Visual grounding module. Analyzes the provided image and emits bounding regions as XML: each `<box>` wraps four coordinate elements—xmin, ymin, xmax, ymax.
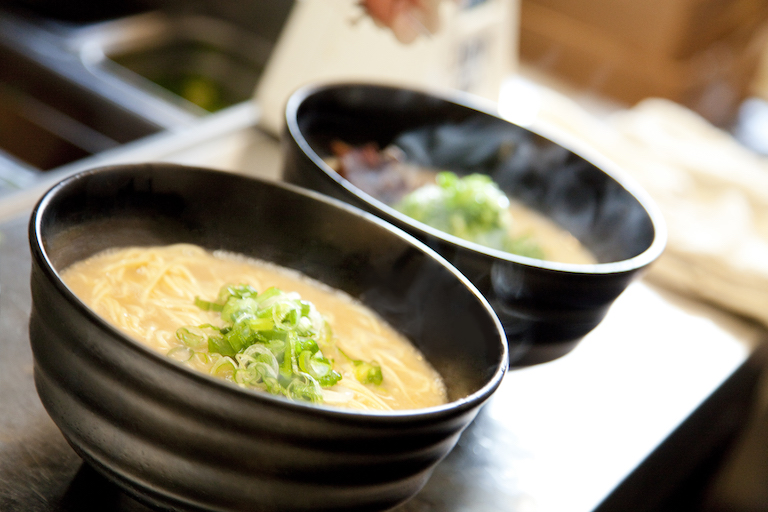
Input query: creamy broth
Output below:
<box><xmin>62</xmin><ymin>244</ymin><xmax>448</xmax><ymax>411</ymax></box>
<box><xmin>506</xmin><ymin>200</ymin><xmax>595</xmax><ymax>265</ymax></box>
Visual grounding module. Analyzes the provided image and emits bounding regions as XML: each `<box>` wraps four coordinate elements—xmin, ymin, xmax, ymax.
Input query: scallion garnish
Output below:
<box><xmin>338</xmin><ymin>348</ymin><xmax>383</xmax><ymax>386</ymax></box>
<box><xmin>173</xmin><ymin>284</ymin><xmax>343</xmax><ymax>403</ymax></box>
<box><xmin>396</xmin><ymin>171</ymin><xmax>545</xmax><ymax>259</ymax></box>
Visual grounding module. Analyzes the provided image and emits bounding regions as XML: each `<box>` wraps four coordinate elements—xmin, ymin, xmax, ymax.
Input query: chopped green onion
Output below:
<box><xmin>353</xmin><ymin>361</ymin><xmax>383</xmax><ymax>386</ymax></box>
<box><xmin>338</xmin><ymin>348</ymin><xmax>383</xmax><ymax>386</ymax></box>
<box><xmin>194</xmin><ymin>297</ymin><xmax>223</xmax><ymax>312</ymax></box>
<box><xmin>211</xmin><ymin>356</ymin><xmax>236</xmax><ymax>378</ymax></box>
<box><xmin>207</xmin><ymin>333</ymin><xmax>236</xmax><ymax>357</ymax></box>
<box><xmin>175</xmin><ymin>284</ymin><xmax>345</xmax><ymax>403</ymax></box>
<box><xmin>193</xmin><ymin>352</ymin><xmax>211</xmax><ymax>365</ymax></box>
<box><xmin>396</xmin><ymin>171</ymin><xmax>545</xmax><ymax>258</ymax></box>
<box><xmin>167</xmin><ymin>346</ymin><xmax>193</xmax><ymax>362</ymax></box>
<box><xmin>176</xmin><ymin>326</ymin><xmax>208</xmax><ymax>349</ymax></box>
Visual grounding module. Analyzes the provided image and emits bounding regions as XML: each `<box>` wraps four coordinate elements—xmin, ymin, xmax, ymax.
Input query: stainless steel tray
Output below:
<box><xmin>74</xmin><ymin>12</ymin><xmax>273</xmax><ymax>115</ymax></box>
<box><xmin>0</xmin><ymin>6</ymin><xmax>280</xmax><ymax>194</ymax></box>
<box><xmin>1</xmin><ymin>205</ymin><xmax>766</xmax><ymax>511</ymax></box>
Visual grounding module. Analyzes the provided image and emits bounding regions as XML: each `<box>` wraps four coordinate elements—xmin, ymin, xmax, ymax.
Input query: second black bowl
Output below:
<box><xmin>282</xmin><ymin>83</ymin><xmax>667</xmax><ymax>366</ymax></box>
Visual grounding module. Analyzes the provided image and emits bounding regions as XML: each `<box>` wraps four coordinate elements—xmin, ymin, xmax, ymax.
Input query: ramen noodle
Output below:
<box><xmin>61</xmin><ymin>244</ymin><xmax>448</xmax><ymax>411</ymax></box>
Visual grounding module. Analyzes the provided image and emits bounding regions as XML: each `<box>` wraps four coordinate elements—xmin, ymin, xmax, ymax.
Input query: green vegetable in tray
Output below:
<box><xmin>154</xmin><ymin>74</ymin><xmax>226</xmax><ymax>112</ymax></box>
<box><xmin>396</xmin><ymin>172</ymin><xmax>545</xmax><ymax>259</ymax></box>
<box><xmin>175</xmin><ymin>284</ymin><xmax>383</xmax><ymax>403</ymax></box>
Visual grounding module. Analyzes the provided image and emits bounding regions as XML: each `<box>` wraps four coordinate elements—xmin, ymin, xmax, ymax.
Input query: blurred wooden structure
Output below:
<box><xmin>519</xmin><ymin>0</ymin><xmax>768</xmax><ymax>126</ymax></box>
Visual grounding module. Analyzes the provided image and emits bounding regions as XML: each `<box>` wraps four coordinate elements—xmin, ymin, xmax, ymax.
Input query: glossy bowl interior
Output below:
<box><xmin>28</xmin><ymin>163</ymin><xmax>507</xmax><ymax>512</ymax></box>
<box><xmin>282</xmin><ymin>83</ymin><xmax>666</xmax><ymax>366</ymax></box>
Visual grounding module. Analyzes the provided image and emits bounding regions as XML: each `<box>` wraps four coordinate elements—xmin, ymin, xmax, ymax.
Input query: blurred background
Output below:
<box><xmin>520</xmin><ymin>4</ymin><xmax>768</xmax><ymax>507</ymax></box>
<box><xmin>518</xmin><ymin>0</ymin><xmax>768</xmax><ymax>146</ymax></box>
<box><xmin>1</xmin><ymin>0</ymin><xmax>768</xmax><ymax>511</ymax></box>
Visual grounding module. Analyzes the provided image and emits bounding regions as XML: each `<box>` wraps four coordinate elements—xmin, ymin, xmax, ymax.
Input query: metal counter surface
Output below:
<box><xmin>1</xmin><ymin>118</ymin><xmax>767</xmax><ymax>512</ymax></box>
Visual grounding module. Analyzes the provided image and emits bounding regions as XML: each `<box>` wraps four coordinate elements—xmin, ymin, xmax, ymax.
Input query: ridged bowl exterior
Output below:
<box><xmin>282</xmin><ymin>83</ymin><xmax>667</xmax><ymax>366</ymax></box>
<box><xmin>28</xmin><ymin>164</ymin><xmax>507</xmax><ymax>512</ymax></box>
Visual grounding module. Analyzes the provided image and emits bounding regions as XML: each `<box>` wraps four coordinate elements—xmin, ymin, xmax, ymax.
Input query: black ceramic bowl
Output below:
<box><xmin>28</xmin><ymin>163</ymin><xmax>507</xmax><ymax>512</ymax></box>
<box><xmin>282</xmin><ymin>83</ymin><xmax>666</xmax><ymax>366</ymax></box>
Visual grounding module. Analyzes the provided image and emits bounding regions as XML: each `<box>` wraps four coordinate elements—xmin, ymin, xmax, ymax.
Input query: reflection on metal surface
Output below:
<box><xmin>400</xmin><ymin>282</ymin><xmax>760</xmax><ymax>512</ymax></box>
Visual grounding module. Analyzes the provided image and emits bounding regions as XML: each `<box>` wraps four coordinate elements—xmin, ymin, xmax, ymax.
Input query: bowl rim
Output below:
<box><xmin>29</xmin><ymin>163</ymin><xmax>508</xmax><ymax>422</ymax></box>
<box><xmin>284</xmin><ymin>81</ymin><xmax>668</xmax><ymax>276</ymax></box>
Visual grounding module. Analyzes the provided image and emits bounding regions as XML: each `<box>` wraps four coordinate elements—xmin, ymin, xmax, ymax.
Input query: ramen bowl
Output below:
<box><xmin>282</xmin><ymin>82</ymin><xmax>666</xmax><ymax>366</ymax></box>
<box><xmin>28</xmin><ymin>163</ymin><xmax>507</xmax><ymax>512</ymax></box>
